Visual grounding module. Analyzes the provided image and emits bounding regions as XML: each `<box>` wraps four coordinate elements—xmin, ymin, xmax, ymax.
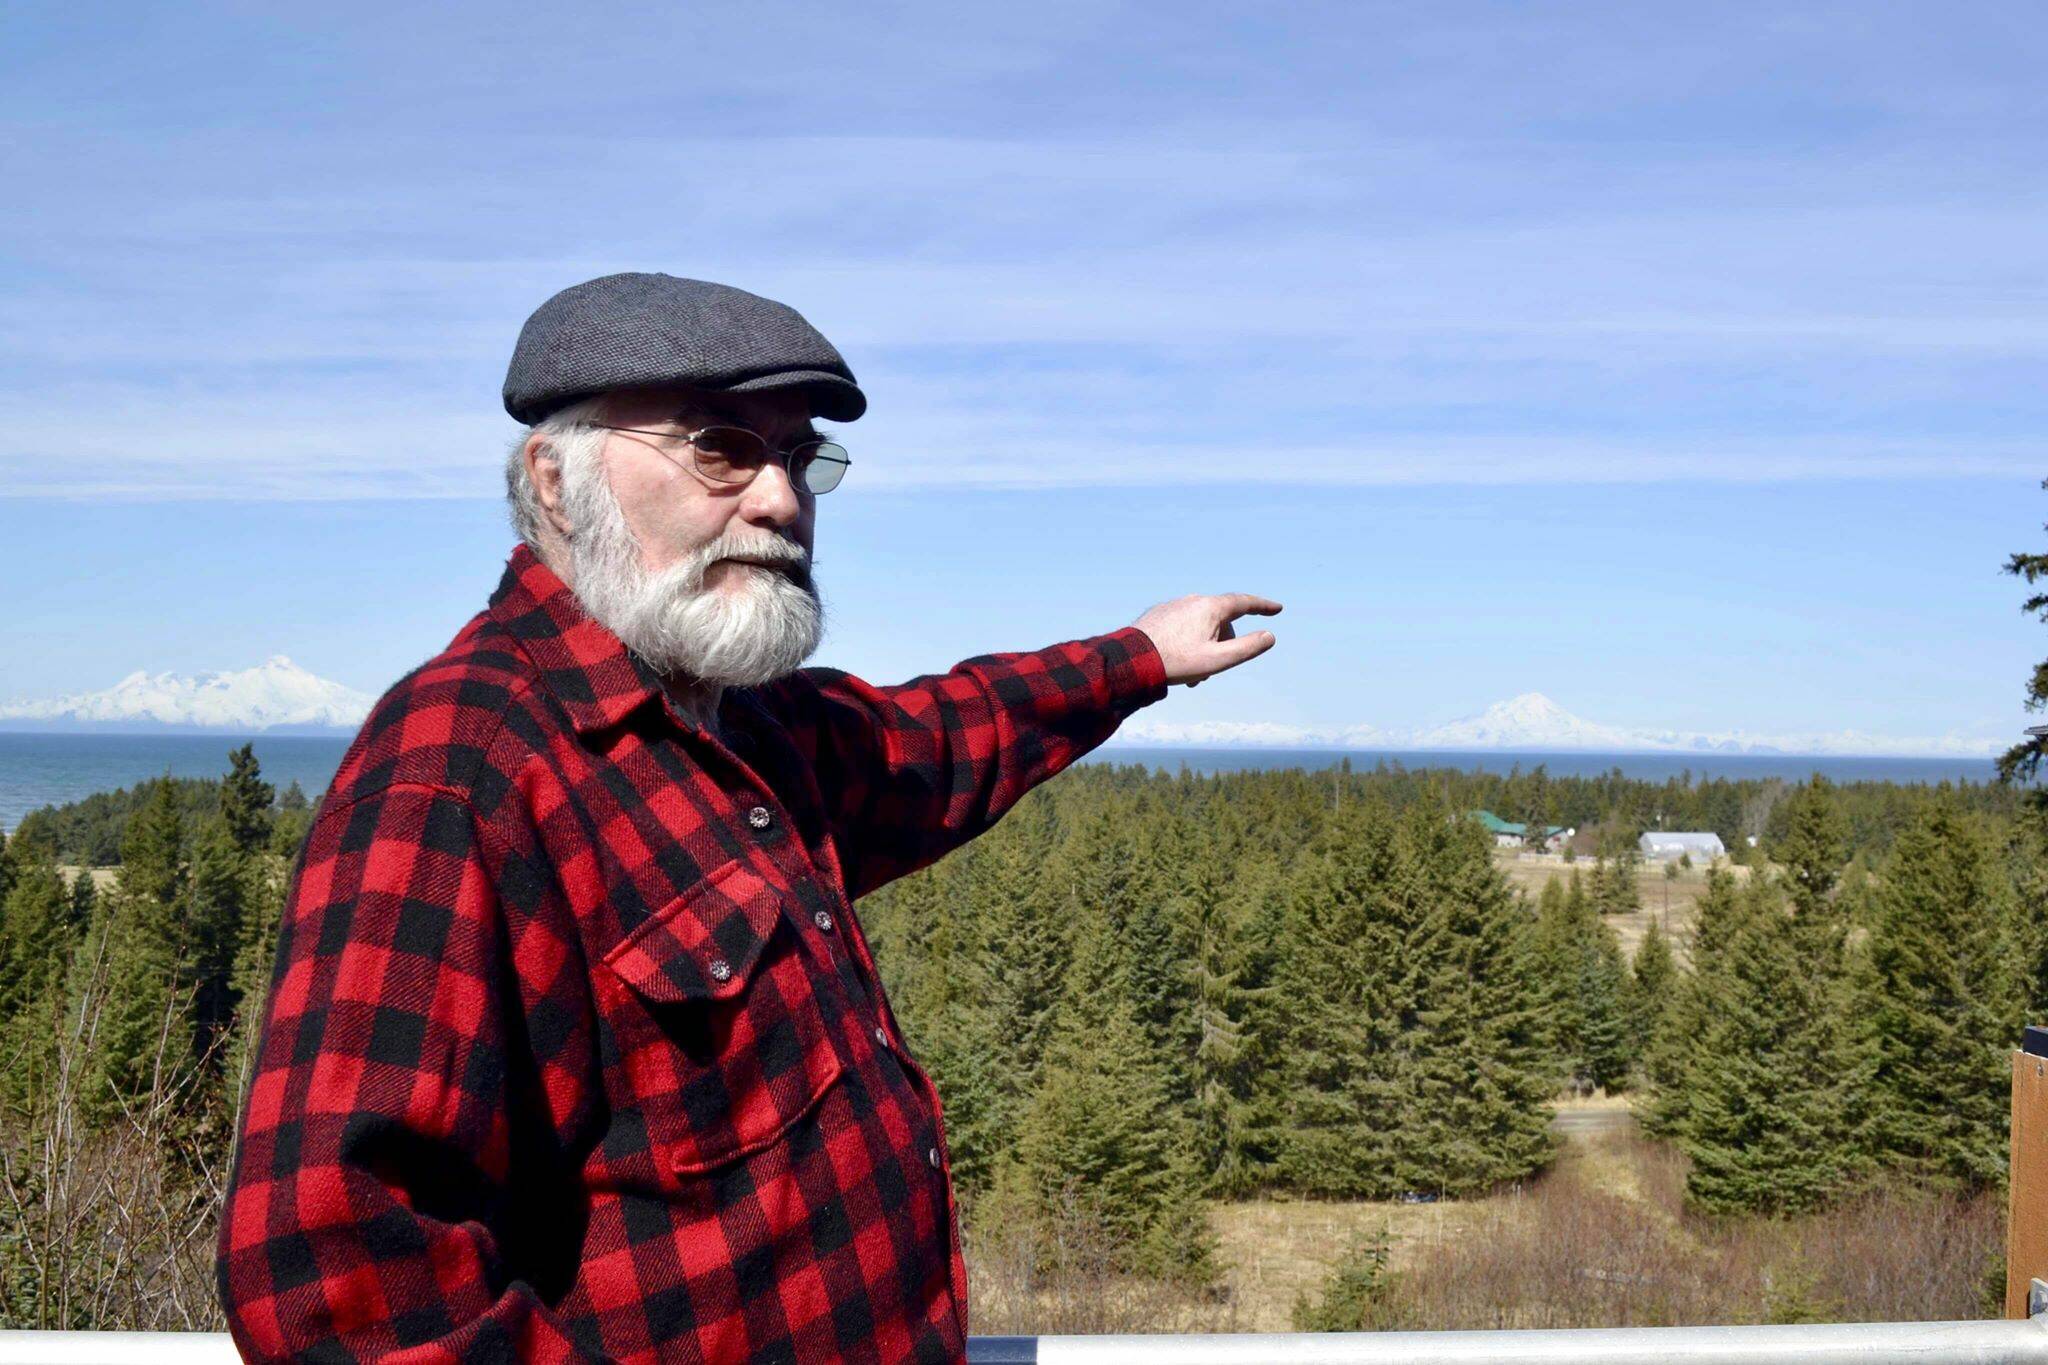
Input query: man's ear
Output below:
<box><xmin>524</xmin><ymin>433</ymin><xmax>574</xmax><ymax>540</ymax></box>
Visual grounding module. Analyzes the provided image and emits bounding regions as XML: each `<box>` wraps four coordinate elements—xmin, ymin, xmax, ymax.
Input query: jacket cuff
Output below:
<box><xmin>1100</xmin><ymin>625</ymin><xmax>1170</xmax><ymax>710</ymax></box>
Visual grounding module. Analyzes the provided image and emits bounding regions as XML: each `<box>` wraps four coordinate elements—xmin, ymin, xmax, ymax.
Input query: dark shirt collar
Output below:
<box><xmin>486</xmin><ymin>544</ymin><xmax>779</xmax><ymax>744</ymax></box>
<box><xmin>487</xmin><ymin>543</ymin><xmax>666</xmax><ymax>735</ymax></box>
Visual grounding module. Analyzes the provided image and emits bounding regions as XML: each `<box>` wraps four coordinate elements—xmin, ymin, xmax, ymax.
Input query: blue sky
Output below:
<box><xmin>3</xmin><ymin>2</ymin><xmax>2044</xmax><ymax>746</ymax></box>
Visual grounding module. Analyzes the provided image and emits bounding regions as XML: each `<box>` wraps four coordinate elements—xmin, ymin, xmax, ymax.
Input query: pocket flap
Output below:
<box><xmin>603</xmin><ymin>858</ymin><xmax>785</xmax><ymax>1004</ymax></box>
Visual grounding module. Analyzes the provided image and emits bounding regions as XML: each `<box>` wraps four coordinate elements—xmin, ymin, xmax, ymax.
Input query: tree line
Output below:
<box><xmin>0</xmin><ymin>747</ymin><xmax>2039</xmax><ymax>1314</ymax></box>
<box><xmin>860</xmin><ymin>761</ymin><xmax>2047</xmax><ymax>1277</ymax></box>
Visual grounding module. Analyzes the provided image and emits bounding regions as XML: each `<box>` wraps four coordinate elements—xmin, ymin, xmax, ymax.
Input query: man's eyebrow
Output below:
<box><xmin>672</xmin><ymin>403</ymin><xmax>824</xmax><ymax>445</ymax></box>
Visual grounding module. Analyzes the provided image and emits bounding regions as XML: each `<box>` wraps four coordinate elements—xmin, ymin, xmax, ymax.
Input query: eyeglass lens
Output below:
<box><xmin>692</xmin><ymin>427</ymin><xmax>848</xmax><ymax>495</ymax></box>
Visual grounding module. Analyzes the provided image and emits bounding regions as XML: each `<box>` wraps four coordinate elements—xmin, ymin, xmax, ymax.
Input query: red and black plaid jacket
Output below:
<box><xmin>216</xmin><ymin>544</ymin><xmax>1168</xmax><ymax>1364</ymax></box>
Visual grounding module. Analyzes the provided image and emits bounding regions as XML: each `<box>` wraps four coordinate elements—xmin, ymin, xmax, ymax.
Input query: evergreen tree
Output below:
<box><xmin>66</xmin><ymin>868</ymin><xmax>97</xmax><ymax>935</ymax></box>
<box><xmin>1630</xmin><ymin>917</ymin><xmax>1679</xmax><ymax>1056</ymax></box>
<box><xmin>1996</xmin><ymin>482</ymin><xmax>2048</xmax><ymax>799</ymax></box>
<box><xmin>219</xmin><ymin>743</ymin><xmax>275</xmax><ymax>856</ymax></box>
<box><xmin>1642</xmin><ymin>869</ymin><xmax>1740</xmax><ymax>1139</ymax></box>
<box><xmin>1594</xmin><ymin>851</ymin><xmax>1640</xmax><ymax>916</ymax></box>
<box><xmin>1274</xmin><ymin>799</ymin><xmax>1411</xmax><ymax>1195</ymax></box>
<box><xmin>1677</xmin><ymin>875</ymin><xmax>1866</xmax><ymax>1214</ymax></box>
<box><xmin>1862</xmin><ymin>800</ymin><xmax>2026</xmax><ymax>1190</ymax></box>
<box><xmin>1383</xmin><ymin>806</ymin><xmax>1557</xmax><ymax>1191</ymax></box>
<box><xmin>1533</xmin><ymin>872</ymin><xmax>1633</xmax><ymax>1093</ymax></box>
<box><xmin>1177</xmin><ymin>842</ymin><xmax>1275</xmax><ymax>1194</ymax></box>
<box><xmin>1775</xmin><ymin>775</ymin><xmax>1850</xmax><ymax>920</ymax></box>
<box><xmin>83</xmin><ymin>777</ymin><xmax>193</xmax><ymax>1121</ymax></box>
<box><xmin>1576</xmin><ymin>920</ymin><xmax>1634</xmax><ymax>1092</ymax></box>
<box><xmin>0</xmin><ymin>852</ymin><xmax>69</xmax><ymax>1020</ymax></box>
<box><xmin>186</xmin><ymin>817</ymin><xmax>250</xmax><ymax>1061</ymax></box>
<box><xmin>973</xmin><ymin>802</ymin><xmax>1073</xmax><ymax>1147</ymax></box>
<box><xmin>224</xmin><ymin>851</ymin><xmax>287</xmax><ymax>1111</ymax></box>
<box><xmin>1003</xmin><ymin>895</ymin><xmax>1213</xmax><ymax>1280</ymax></box>
<box><xmin>0</xmin><ymin>850</ymin><xmax>71</xmax><ymax>1108</ymax></box>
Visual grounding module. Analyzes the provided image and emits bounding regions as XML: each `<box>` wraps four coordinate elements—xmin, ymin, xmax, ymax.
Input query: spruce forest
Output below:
<box><xmin>1</xmin><ymin>742</ymin><xmax>2043</xmax><ymax>1331</ymax></box>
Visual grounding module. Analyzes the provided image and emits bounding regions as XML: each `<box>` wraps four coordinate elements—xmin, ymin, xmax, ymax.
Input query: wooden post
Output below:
<box><xmin>2008</xmin><ymin>1027</ymin><xmax>2048</xmax><ymax>1317</ymax></box>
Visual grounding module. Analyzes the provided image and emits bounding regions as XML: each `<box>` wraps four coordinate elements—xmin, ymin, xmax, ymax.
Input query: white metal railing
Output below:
<box><xmin>5</xmin><ymin>1319</ymin><xmax>2048</xmax><ymax>1364</ymax></box>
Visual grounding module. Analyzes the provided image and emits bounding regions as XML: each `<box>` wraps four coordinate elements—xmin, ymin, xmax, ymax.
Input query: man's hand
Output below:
<box><xmin>1133</xmin><ymin>593</ymin><xmax>1283</xmax><ymax>688</ymax></box>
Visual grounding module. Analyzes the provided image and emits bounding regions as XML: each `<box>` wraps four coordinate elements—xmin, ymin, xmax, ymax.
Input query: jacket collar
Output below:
<box><xmin>487</xmin><ymin>544</ymin><xmax>666</xmax><ymax>735</ymax></box>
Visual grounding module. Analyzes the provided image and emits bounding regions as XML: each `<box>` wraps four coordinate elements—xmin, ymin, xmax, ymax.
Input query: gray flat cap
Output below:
<box><xmin>502</xmin><ymin>272</ymin><xmax>866</xmax><ymax>424</ymax></box>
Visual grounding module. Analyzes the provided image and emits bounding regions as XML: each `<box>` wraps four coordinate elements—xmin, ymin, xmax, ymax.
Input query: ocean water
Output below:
<box><xmin>1078</xmin><ymin>745</ymin><xmax>2003</xmax><ymax>787</ymax></box>
<box><xmin>0</xmin><ymin>732</ymin><xmax>354</xmax><ymax>832</ymax></box>
<box><xmin>0</xmin><ymin>732</ymin><xmax>2003</xmax><ymax>834</ymax></box>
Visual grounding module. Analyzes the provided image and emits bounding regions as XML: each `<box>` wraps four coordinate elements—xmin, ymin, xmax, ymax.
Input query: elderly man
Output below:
<box><xmin>216</xmin><ymin>273</ymin><xmax>1280</xmax><ymax>1363</ymax></box>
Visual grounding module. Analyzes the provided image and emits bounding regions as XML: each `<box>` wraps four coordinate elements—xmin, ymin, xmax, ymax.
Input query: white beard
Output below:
<box><xmin>560</xmin><ymin>457</ymin><xmax>824</xmax><ymax>688</ymax></box>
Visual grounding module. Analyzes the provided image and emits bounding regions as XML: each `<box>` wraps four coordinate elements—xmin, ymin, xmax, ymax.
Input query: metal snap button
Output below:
<box><xmin>707</xmin><ymin>958</ymin><xmax>733</xmax><ymax>983</ymax></box>
<box><xmin>813</xmin><ymin>909</ymin><xmax>835</xmax><ymax>932</ymax></box>
<box><xmin>746</xmin><ymin>805</ymin><xmax>773</xmax><ymax>830</ymax></box>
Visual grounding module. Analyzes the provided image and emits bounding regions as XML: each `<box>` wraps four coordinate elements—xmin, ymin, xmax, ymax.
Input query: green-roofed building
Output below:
<box><xmin>1468</xmin><ymin>810</ymin><xmax>1575</xmax><ymax>852</ymax></box>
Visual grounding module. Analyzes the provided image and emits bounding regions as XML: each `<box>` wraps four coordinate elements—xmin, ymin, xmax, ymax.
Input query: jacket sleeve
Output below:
<box><xmin>216</xmin><ymin>782</ymin><xmax>603</xmax><ymax>1364</ymax></box>
<box><xmin>763</xmin><ymin>626</ymin><xmax>1170</xmax><ymax>900</ymax></box>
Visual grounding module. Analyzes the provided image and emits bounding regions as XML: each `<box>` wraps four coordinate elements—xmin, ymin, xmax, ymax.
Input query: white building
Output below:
<box><xmin>1639</xmin><ymin>831</ymin><xmax>1727</xmax><ymax>863</ymax></box>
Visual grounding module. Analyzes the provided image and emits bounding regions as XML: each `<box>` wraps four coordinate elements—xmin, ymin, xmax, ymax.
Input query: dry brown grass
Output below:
<box><xmin>1373</xmin><ymin>1136</ymin><xmax>2002</xmax><ymax>1330</ymax></box>
<box><xmin>1493</xmin><ymin>851</ymin><xmax>1756</xmax><ymax>961</ymax></box>
<box><xmin>965</xmin><ymin>1188</ymin><xmax>1241</xmax><ymax>1335</ymax></box>
<box><xmin>1140</xmin><ymin>1110</ymin><xmax>2001</xmax><ymax>1335</ymax></box>
<box><xmin>1208</xmin><ymin>1191</ymin><xmax>1504</xmax><ymax>1331</ymax></box>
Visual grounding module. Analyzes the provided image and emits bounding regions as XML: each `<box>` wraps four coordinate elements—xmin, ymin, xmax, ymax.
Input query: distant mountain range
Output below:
<box><xmin>0</xmin><ymin>658</ymin><xmax>373</xmax><ymax>733</ymax></box>
<box><xmin>0</xmin><ymin>664</ymin><xmax>2005</xmax><ymax>758</ymax></box>
<box><xmin>1111</xmin><ymin>691</ymin><xmax>2006</xmax><ymax>760</ymax></box>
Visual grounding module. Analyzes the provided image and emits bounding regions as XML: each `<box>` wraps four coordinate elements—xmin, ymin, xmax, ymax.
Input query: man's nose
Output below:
<box><xmin>740</xmin><ymin>459</ymin><xmax>802</xmax><ymax>527</ymax></box>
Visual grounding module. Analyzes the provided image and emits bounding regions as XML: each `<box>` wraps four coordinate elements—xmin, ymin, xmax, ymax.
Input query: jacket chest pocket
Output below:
<box><xmin>596</xmin><ymin>857</ymin><xmax>845</xmax><ymax>1177</ymax></box>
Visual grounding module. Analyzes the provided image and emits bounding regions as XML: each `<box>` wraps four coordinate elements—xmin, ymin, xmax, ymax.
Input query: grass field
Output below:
<box><xmin>976</xmin><ymin>1090</ymin><xmax>2001</xmax><ymax>1334</ymax></box>
<box><xmin>1207</xmin><ymin>1097</ymin><xmax>1640</xmax><ymax>1330</ymax></box>
<box><xmin>1491</xmin><ymin>851</ymin><xmax>1753</xmax><ymax>962</ymax></box>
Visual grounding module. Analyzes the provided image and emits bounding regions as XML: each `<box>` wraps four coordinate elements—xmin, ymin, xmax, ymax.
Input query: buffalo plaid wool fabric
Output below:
<box><xmin>216</xmin><ymin>544</ymin><xmax>1169</xmax><ymax>1364</ymax></box>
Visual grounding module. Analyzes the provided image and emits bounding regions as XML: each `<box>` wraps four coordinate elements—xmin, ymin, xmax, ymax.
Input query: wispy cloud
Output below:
<box><xmin>4</xmin><ymin>5</ymin><xmax>2044</xmax><ymax>498</ymax></box>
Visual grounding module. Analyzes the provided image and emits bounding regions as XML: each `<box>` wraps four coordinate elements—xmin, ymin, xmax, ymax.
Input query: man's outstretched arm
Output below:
<box><xmin>761</xmin><ymin>592</ymin><xmax>1282</xmax><ymax>900</ymax></box>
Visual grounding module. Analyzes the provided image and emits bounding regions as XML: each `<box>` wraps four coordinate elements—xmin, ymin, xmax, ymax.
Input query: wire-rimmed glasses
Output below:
<box><xmin>592</xmin><ymin>423</ymin><xmax>851</xmax><ymax>495</ymax></box>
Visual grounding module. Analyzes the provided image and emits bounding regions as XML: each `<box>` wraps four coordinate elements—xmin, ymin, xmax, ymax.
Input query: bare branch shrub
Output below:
<box><xmin>965</xmin><ymin>1180</ymin><xmax>1239</xmax><ymax>1335</ymax></box>
<box><xmin>1301</xmin><ymin>1131</ymin><xmax>2007</xmax><ymax>1332</ymax></box>
<box><xmin>0</xmin><ymin>934</ymin><xmax>229</xmax><ymax>1330</ymax></box>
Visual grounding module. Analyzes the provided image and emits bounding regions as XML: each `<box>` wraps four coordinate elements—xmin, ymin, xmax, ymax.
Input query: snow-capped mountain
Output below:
<box><xmin>1410</xmin><ymin>693</ymin><xmax>1640</xmax><ymax>751</ymax></box>
<box><xmin>1111</xmin><ymin>692</ymin><xmax>2004</xmax><ymax>759</ymax></box>
<box><xmin>0</xmin><ymin>658</ymin><xmax>373</xmax><ymax>733</ymax></box>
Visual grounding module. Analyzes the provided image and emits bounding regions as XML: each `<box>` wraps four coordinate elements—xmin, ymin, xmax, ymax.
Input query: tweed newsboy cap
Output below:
<box><xmin>502</xmin><ymin>272</ymin><xmax>866</xmax><ymax>425</ymax></box>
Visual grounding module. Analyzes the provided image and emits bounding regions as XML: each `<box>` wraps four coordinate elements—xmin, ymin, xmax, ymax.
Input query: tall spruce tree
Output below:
<box><xmin>0</xmin><ymin>853</ymin><xmax>69</xmax><ymax>1022</ymax></box>
<box><xmin>219</xmin><ymin>743</ymin><xmax>274</xmax><ymax>855</ymax></box>
<box><xmin>1643</xmin><ymin>869</ymin><xmax>1742</xmax><ymax>1139</ymax></box>
<box><xmin>1861</xmin><ymin>799</ymin><xmax>2026</xmax><ymax>1190</ymax></box>
<box><xmin>1996</xmin><ymin>483</ymin><xmax>2048</xmax><ymax>798</ymax></box>
<box><xmin>1533</xmin><ymin>872</ymin><xmax>1633</xmax><ymax>1093</ymax></box>
<box><xmin>1676</xmin><ymin>874</ymin><xmax>1866</xmax><ymax>1214</ymax></box>
<box><xmin>0</xmin><ymin>849</ymin><xmax>72</xmax><ymax>1109</ymax></box>
<box><xmin>1176</xmin><ymin>836</ymin><xmax>1275</xmax><ymax>1194</ymax></box>
<box><xmin>1629</xmin><ymin>918</ymin><xmax>1679</xmax><ymax>1061</ymax></box>
<box><xmin>83</xmin><ymin>776</ymin><xmax>193</xmax><ymax>1121</ymax></box>
<box><xmin>1003</xmin><ymin>892</ymin><xmax>1213</xmax><ymax>1281</ymax></box>
<box><xmin>973</xmin><ymin>800</ymin><xmax>1074</xmax><ymax>1148</ymax></box>
<box><xmin>1382</xmin><ymin>806</ymin><xmax>1556</xmax><ymax>1192</ymax></box>
<box><xmin>1274</xmin><ymin>798</ymin><xmax>1411</xmax><ymax>1196</ymax></box>
<box><xmin>66</xmin><ymin>868</ymin><xmax>96</xmax><ymax>935</ymax></box>
<box><xmin>187</xmin><ymin>817</ymin><xmax>249</xmax><ymax>1063</ymax></box>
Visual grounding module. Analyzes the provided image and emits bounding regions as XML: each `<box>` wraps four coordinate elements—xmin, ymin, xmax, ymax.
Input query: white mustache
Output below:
<box><xmin>680</xmin><ymin>533</ymin><xmax>811</xmax><ymax>587</ymax></box>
